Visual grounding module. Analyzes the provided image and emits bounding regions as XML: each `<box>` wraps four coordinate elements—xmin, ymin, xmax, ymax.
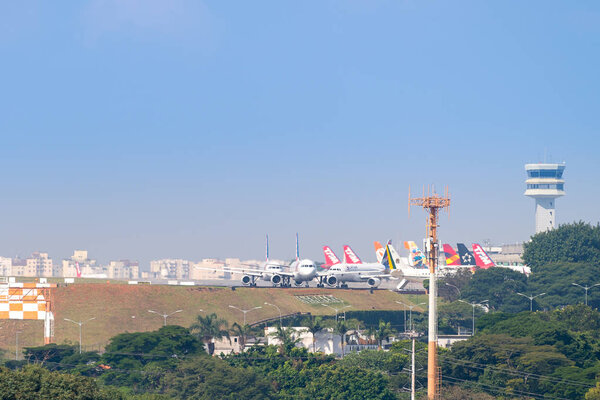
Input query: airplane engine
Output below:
<box><xmin>271</xmin><ymin>274</ymin><xmax>282</xmax><ymax>285</ymax></box>
<box><xmin>241</xmin><ymin>275</ymin><xmax>252</xmax><ymax>286</ymax></box>
<box><xmin>367</xmin><ymin>278</ymin><xmax>381</xmax><ymax>288</ymax></box>
<box><xmin>294</xmin><ymin>280</ymin><xmax>303</xmax><ymax>286</ymax></box>
<box><xmin>326</xmin><ymin>276</ymin><xmax>337</xmax><ymax>287</ymax></box>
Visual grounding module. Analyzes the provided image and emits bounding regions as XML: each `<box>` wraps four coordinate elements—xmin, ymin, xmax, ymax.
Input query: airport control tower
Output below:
<box><xmin>524</xmin><ymin>163</ymin><xmax>566</xmax><ymax>233</ymax></box>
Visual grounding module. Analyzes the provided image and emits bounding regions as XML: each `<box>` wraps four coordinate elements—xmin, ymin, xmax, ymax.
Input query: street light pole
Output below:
<box><xmin>445</xmin><ymin>282</ymin><xmax>461</xmax><ymax>298</ymax></box>
<box><xmin>264</xmin><ymin>302</ymin><xmax>282</xmax><ymax>326</ymax></box>
<box><xmin>396</xmin><ymin>301</ymin><xmax>426</xmax><ymax>331</ymax></box>
<box><xmin>148</xmin><ymin>309</ymin><xmax>183</xmax><ymax>326</ymax></box>
<box><xmin>517</xmin><ymin>293</ymin><xmax>546</xmax><ymax>312</ymax></box>
<box><xmin>15</xmin><ymin>331</ymin><xmax>21</xmax><ymax>360</ymax></box>
<box><xmin>321</xmin><ymin>304</ymin><xmax>351</xmax><ymax>323</ymax></box>
<box><xmin>229</xmin><ymin>305</ymin><xmax>262</xmax><ymax>325</ymax></box>
<box><xmin>572</xmin><ymin>283</ymin><xmax>600</xmax><ymax>306</ymax></box>
<box><xmin>458</xmin><ymin>300</ymin><xmax>488</xmax><ymax>335</ymax></box>
<box><xmin>64</xmin><ymin>317</ymin><xmax>96</xmax><ymax>354</ymax></box>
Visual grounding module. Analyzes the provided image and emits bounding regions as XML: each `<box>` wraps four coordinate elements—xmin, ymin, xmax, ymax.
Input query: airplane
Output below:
<box><xmin>374</xmin><ymin>241</ymin><xmax>385</xmax><ymax>263</ymax></box>
<box><xmin>322</xmin><ymin>245</ymin><xmax>342</xmax><ymax>269</ymax></box>
<box><xmin>318</xmin><ymin>245</ymin><xmax>396</xmax><ymax>288</ymax></box>
<box><xmin>198</xmin><ymin>234</ymin><xmax>318</xmax><ymax>287</ymax></box>
<box><xmin>404</xmin><ymin>241</ymin><xmax>428</xmax><ymax>268</ymax></box>
<box><xmin>385</xmin><ymin>242</ymin><xmax>430</xmax><ymax>278</ymax></box>
<box><xmin>471</xmin><ymin>243</ymin><xmax>494</xmax><ymax>269</ymax></box>
<box><xmin>448</xmin><ymin>243</ymin><xmax>531</xmax><ymax>275</ymax></box>
<box><xmin>457</xmin><ymin>243</ymin><xmax>476</xmax><ymax>266</ymax></box>
<box><xmin>443</xmin><ymin>244</ymin><xmax>461</xmax><ymax>266</ymax></box>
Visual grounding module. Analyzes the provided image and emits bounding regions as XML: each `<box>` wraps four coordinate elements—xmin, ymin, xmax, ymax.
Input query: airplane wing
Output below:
<box><xmin>193</xmin><ymin>266</ymin><xmax>265</xmax><ymax>277</ymax></box>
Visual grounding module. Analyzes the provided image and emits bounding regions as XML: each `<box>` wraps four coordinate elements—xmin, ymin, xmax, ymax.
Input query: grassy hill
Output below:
<box><xmin>0</xmin><ymin>282</ymin><xmax>426</xmax><ymax>356</ymax></box>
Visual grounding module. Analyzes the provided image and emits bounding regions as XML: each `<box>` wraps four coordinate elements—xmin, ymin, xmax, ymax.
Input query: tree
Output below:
<box><xmin>268</xmin><ymin>326</ymin><xmax>303</xmax><ymax>355</ymax></box>
<box><xmin>304</xmin><ymin>316</ymin><xmax>324</xmax><ymax>353</ymax></box>
<box><xmin>374</xmin><ymin>320</ymin><xmax>394</xmax><ymax>350</ymax></box>
<box><xmin>190</xmin><ymin>313</ymin><xmax>230</xmax><ymax>356</ymax></box>
<box><xmin>230</xmin><ymin>323</ymin><xmax>252</xmax><ymax>353</ymax></box>
<box><xmin>156</xmin><ymin>356</ymin><xmax>275</xmax><ymax>399</ymax></box>
<box><xmin>461</xmin><ymin>267</ymin><xmax>529</xmax><ymax>312</ymax></box>
<box><xmin>523</xmin><ymin>221</ymin><xmax>600</xmax><ymax>271</ymax></box>
<box><xmin>0</xmin><ymin>364</ymin><xmax>123</xmax><ymax>400</ymax></box>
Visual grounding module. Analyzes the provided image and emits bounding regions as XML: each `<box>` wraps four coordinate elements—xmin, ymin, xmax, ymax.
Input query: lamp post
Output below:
<box><xmin>147</xmin><ymin>309</ymin><xmax>183</xmax><ymax>326</ymax></box>
<box><xmin>458</xmin><ymin>300</ymin><xmax>488</xmax><ymax>335</ymax></box>
<box><xmin>321</xmin><ymin>304</ymin><xmax>351</xmax><ymax>322</ymax></box>
<box><xmin>572</xmin><ymin>283</ymin><xmax>600</xmax><ymax>306</ymax></box>
<box><xmin>445</xmin><ymin>282</ymin><xmax>461</xmax><ymax>298</ymax></box>
<box><xmin>64</xmin><ymin>317</ymin><xmax>96</xmax><ymax>354</ymax></box>
<box><xmin>15</xmin><ymin>331</ymin><xmax>21</xmax><ymax>360</ymax></box>
<box><xmin>264</xmin><ymin>302</ymin><xmax>282</xmax><ymax>326</ymax></box>
<box><xmin>517</xmin><ymin>292</ymin><xmax>546</xmax><ymax>312</ymax></box>
<box><xmin>395</xmin><ymin>301</ymin><xmax>426</xmax><ymax>331</ymax></box>
<box><xmin>229</xmin><ymin>305</ymin><xmax>262</xmax><ymax>325</ymax></box>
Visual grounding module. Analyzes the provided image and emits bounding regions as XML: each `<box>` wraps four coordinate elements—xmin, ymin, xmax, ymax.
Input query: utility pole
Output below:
<box><xmin>408</xmin><ymin>330</ymin><xmax>420</xmax><ymax>400</ymax></box>
<box><xmin>409</xmin><ymin>185</ymin><xmax>450</xmax><ymax>400</ymax></box>
<box><xmin>572</xmin><ymin>283</ymin><xmax>600</xmax><ymax>306</ymax></box>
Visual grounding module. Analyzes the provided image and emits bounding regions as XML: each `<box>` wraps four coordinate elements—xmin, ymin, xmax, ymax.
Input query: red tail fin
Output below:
<box><xmin>75</xmin><ymin>262</ymin><xmax>82</xmax><ymax>278</ymax></box>
<box><xmin>443</xmin><ymin>244</ymin><xmax>461</xmax><ymax>266</ymax></box>
<box><xmin>472</xmin><ymin>244</ymin><xmax>495</xmax><ymax>268</ymax></box>
<box><xmin>323</xmin><ymin>246</ymin><xmax>341</xmax><ymax>266</ymax></box>
<box><xmin>343</xmin><ymin>245</ymin><xmax>362</xmax><ymax>264</ymax></box>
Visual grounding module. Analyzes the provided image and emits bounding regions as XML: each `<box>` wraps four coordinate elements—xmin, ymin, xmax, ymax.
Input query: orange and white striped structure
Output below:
<box><xmin>0</xmin><ymin>282</ymin><xmax>56</xmax><ymax>344</ymax></box>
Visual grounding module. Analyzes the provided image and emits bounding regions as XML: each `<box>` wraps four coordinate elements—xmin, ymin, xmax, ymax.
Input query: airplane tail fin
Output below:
<box><xmin>403</xmin><ymin>241</ymin><xmax>428</xmax><ymax>268</ymax></box>
<box><xmin>265</xmin><ymin>234</ymin><xmax>269</xmax><ymax>262</ymax></box>
<box><xmin>457</xmin><ymin>243</ymin><xmax>475</xmax><ymax>266</ymax></box>
<box><xmin>343</xmin><ymin>245</ymin><xmax>362</xmax><ymax>264</ymax></box>
<box><xmin>472</xmin><ymin>243</ymin><xmax>495</xmax><ymax>269</ymax></box>
<box><xmin>443</xmin><ymin>244</ymin><xmax>461</xmax><ymax>266</ymax></box>
<box><xmin>75</xmin><ymin>262</ymin><xmax>82</xmax><ymax>278</ymax></box>
<box><xmin>323</xmin><ymin>246</ymin><xmax>341</xmax><ymax>266</ymax></box>
<box><xmin>374</xmin><ymin>241</ymin><xmax>385</xmax><ymax>263</ymax></box>
<box><xmin>382</xmin><ymin>245</ymin><xmax>397</xmax><ymax>271</ymax></box>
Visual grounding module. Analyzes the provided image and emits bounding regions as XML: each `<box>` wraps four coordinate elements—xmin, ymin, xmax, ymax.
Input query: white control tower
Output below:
<box><xmin>524</xmin><ymin>163</ymin><xmax>566</xmax><ymax>233</ymax></box>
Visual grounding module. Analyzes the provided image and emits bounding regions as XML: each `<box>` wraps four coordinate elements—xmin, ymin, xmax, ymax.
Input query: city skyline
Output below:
<box><xmin>1</xmin><ymin>1</ymin><xmax>599</xmax><ymax>265</ymax></box>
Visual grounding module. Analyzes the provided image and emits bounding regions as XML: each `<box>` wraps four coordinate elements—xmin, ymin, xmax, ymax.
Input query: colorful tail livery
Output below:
<box><xmin>472</xmin><ymin>243</ymin><xmax>495</xmax><ymax>269</ymax></box>
<box><xmin>374</xmin><ymin>241</ymin><xmax>385</xmax><ymax>263</ymax></box>
<box><xmin>456</xmin><ymin>243</ymin><xmax>475</xmax><ymax>266</ymax></box>
<box><xmin>75</xmin><ymin>262</ymin><xmax>82</xmax><ymax>278</ymax></box>
<box><xmin>323</xmin><ymin>246</ymin><xmax>341</xmax><ymax>267</ymax></box>
<box><xmin>381</xmin><ymin>245</ymin><xmax>397</xmax><ymax>271</ymax></box>
<box><xmin>404</xmin><ymin>241</ymin><xmax>428</xmax><ymax>268</ymax></box>
<box><xmin>343</xmin><ymin>245</ymin><xmax>362</xmax><ymax>264</ymax></box>
<box><xmin>443</xmin><ymin>244</ymin><xmax>461</xmax><ymax>266</ymax></box>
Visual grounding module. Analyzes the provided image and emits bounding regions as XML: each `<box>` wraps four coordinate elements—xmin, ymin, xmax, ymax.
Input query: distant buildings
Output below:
<box><xmin>150</xmin><ymin>259</ymin><xmax>190</xmax><ymax>280</ymax></box>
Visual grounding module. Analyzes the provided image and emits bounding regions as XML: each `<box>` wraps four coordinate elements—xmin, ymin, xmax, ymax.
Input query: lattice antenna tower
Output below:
<box><xmin>408</xmin><ymin>184</ymin><xmax>450</xmax><ymax>400</ymax></box>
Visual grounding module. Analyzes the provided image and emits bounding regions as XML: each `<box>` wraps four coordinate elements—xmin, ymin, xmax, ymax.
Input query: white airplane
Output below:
<box><xmin>375</xmin><ymin>241</ymin><xmax>430</xmax><ymax>279</ymax></box>
<box><xmin>200</xmin><ymin>234</ymin><xmax>318</xmax><ymax>287</ymax></box>
<box><xmin>318</xmin><ymin>244</ymin><xmax>396</xmax><ymax>288</ymax></box>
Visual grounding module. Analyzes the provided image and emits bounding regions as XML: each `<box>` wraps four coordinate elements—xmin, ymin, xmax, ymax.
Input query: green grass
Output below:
<box><xmin>0</xmin><ymin>283</ymin><xmax>426</xmax><ymax>354</ymax></box>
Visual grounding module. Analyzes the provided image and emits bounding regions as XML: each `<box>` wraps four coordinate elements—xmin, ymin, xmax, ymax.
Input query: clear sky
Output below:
<box><xmin>1</xmin><ymin>1</ymin><xmax>598</xmax><ymax>267</ymax></box>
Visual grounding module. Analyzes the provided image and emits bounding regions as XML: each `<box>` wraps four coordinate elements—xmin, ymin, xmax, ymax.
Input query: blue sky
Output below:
<box><xmin>0</xmin><ymin>1</ymin><xmax>598</xmax><ymax>267</ymax></box>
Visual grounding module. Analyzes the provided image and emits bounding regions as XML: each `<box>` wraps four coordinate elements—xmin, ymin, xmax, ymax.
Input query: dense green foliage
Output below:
<box><xmin>444</xmin><ymin>305</ymin><xmax>600</xmax><ymax>399</ymax></box>
<box><xmin>0</xmin><ymin>365</ymin><xmax>123</xmax><ymax>400</ymax></box>
<box><xmin>523</xmin><ymin>221</ymin><xmax>600</xmax><ymax>271</ymax></box>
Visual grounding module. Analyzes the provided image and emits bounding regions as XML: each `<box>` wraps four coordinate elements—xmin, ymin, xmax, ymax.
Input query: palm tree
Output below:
<box><xmin>366</xmin><ymin>326</ymin><xmax>377</xmax><ymax>345</ymax></box>
<box><xmin>269</xmin><ymin>325</ymin><xmax>303</xmax><ymax>355</ymax></box>
<box><xmin>335</xmin><ymin>320</ymin><xmax>349</xmax><ymax>358</ymax></box>
<box><xmin>304</xmin><ymin>316</ymin><xmax>324</xmax><ymax>353</ymax></box>
<box><xmin>375</xmin><ymin>320</ymin><xmax>394</xmax><ymax>350</ymax></box>
<box><xmin>230</xmin><ymin>322</ymin><xmax>252</xmax><ymax>353</ymax></box>
<box><xmin>190</xmin><ymin>313</ymin><xmax>230</xmax><ymax>356</ymax></box>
